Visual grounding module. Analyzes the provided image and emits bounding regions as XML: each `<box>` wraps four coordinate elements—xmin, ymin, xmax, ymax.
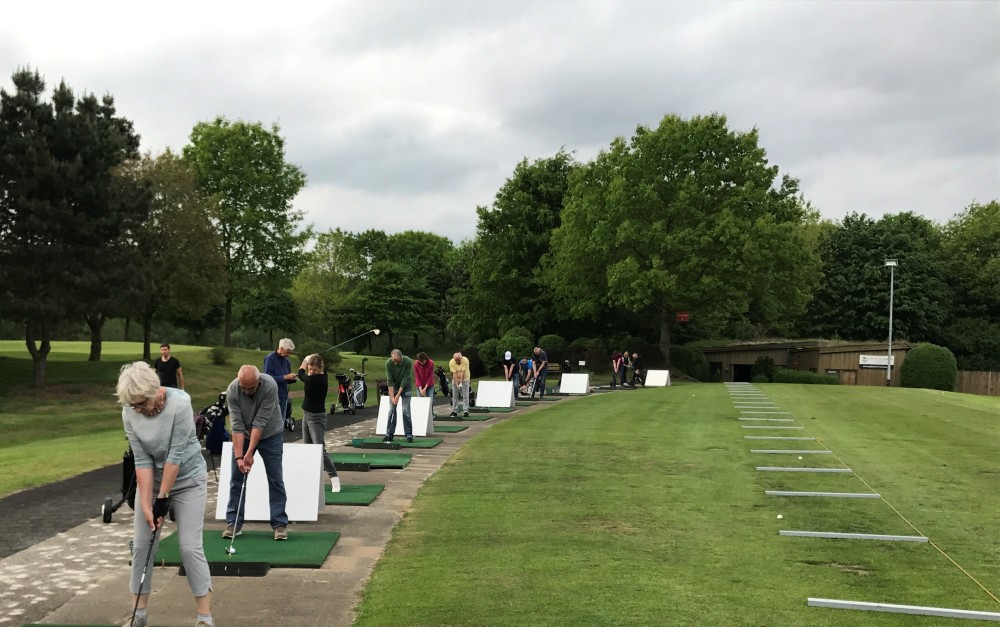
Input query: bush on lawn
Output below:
<box><xmin>295</xmin><ymin>339</ymin><xmax>341</xmax><ymax>368</ymax></box>
<box><xmin>751</xmin><ymin>356</ymin><xmax>777</xmax><ymax>382</ymax></box>
<box><xmin>772</xmin><ymin>369</ymin><xmax>839</xmax><ymax>385</ymax></box>
<box><xmin>208</xmin><ymin>346</ymin><xmax>231</xmax><ymax>366</ymax></box>
<box><xmin>899</xmin><ymin>343</ymin><xmax>957</xmax><ymax>392</ymax></box>
<box><xmin>671</xmin><ymin>345</ymin><xmax>709</xmax><ymax>381</ymax></box>
<box><xmin>750</xmin><ymin>374</ymin><xmax>769</xmax><ymax>384</ymax></box>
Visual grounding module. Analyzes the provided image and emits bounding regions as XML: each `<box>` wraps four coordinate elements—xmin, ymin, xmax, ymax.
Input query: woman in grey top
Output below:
<box><xmin>116</xmin><ymin>361</ymin><xmax>214</xmax><ymax>627</ymax></box>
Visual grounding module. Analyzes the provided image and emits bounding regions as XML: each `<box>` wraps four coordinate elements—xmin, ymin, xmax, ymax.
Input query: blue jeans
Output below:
<box><xmin>386</xmin><ymin>387</ymin><xmax>412</xmax><ymax>439</ymax></box>
<box><xmin>612</xmin><ymin>365</ymin><xmax>627</xmax><ymax>388</ymax></box>
<box><xmin>227</xmin><ymin>432</ymin><xmax>288</xmax><ymax>529</ymax></box>
<box><xmin>532</xmin><ymin>370</ymin><xmax>547</xmax><ymax>398</ymax></box>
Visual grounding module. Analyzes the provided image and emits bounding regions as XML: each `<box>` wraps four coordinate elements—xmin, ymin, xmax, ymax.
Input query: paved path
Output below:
<box><xmin>0</xmin><ymin>393</ymin><xmax>567</xmax><ymax>626</ymax></box>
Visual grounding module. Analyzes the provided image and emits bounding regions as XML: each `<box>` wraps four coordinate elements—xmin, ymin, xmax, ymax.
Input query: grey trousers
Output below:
<box><xmin>451</xmin><ymin>379</ymin><xmax>470</xmax><ymax>412</ymax></box>
<box><xmin>131</xmin><ymin>473</ymin><xmax>211</xmax><ymax>597</ymax></box>
<box><xmin>302</xmin><ymin>410</ymin><xmax>337</xmax><ymax>477</ymax></box>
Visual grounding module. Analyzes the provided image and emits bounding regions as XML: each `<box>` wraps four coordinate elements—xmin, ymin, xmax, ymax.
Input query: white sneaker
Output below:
<box><xmin>331</xmin><ymin>476</ymin><xmax>341</xmax><ymax>493</ymax></box>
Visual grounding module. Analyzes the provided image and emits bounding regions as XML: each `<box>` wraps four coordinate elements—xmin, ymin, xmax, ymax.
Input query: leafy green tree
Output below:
<box><xmin>0</xmin><ymin>68</ymin><xmax>140</xmax><ymax>383</ymax></box>
<box><xmin>349</xmin><ymin>261</ymin><xmax>435</xmax><ymax>349</ymax></box>
<box><xmin>116</xmin><ymin>150</ymin><xmax>227</xmax><ymax>359</ymax></box>
<box><xmin>940</xmin><ymin>200</ymin><xmax>1000</xmax><ymax>370</ymax></box>
<box><xmin>549</xmin><ymin>114</ymin><xmax>820</xmax><ymax>365</ymax></box>
<box><xmin>239</xmin><ymin>287</ymin><xmax>299</xmax><ymax>348</ymax></box>
<box><xmin>290</xmin><ymin>229</ymin><xmax>366</xmax><ymax>344</ymax></box>
<box><xmin>803</xmin><ymin>212</ymin><xmax>950</xmax><ymax>342</ymax></box>
<box><xmin>455</xmin><ymin>151</ymin><xmax>577</xmax><ymax>340</ymax></box>
<box><xmin>183</xmin><ymin>117</ymin><xmax>308</xmax><ymax>345</ymax></box>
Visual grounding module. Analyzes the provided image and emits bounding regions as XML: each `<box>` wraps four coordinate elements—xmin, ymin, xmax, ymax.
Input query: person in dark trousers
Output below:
<box><xmin>298</xmin><ymin>354</ymin><xmax>339</xmax><ymax>492</ymax></box>
<box><xmin>610</xmin><ymin>350</ymin><xmax>625</xmax><ymax>389</ymax></box>
<box><xmin>263</xmin><ymin>338</ymin><xmax>297</xmax><ymax>428</ymax></box>
<box><xmin>531</xmin><ymin>346</ymin><xmax>549</xmax><ymax>399</ymax></box>
<box><xmin>384</xmin><ymin>349</ymin><xmax>414</xmax><ymax>443</ymax></box>
<box><xmin>630</xmin><ymin>352</ymin><xmax>645</xmax><ymax>386</ymax></box>
<box><xmin>502</xmin><ymin>350</ymin><xmax>519</xmax><ymax>398</ymax></box>
<box><xmin>224</xmin><ymin>366</ymin><xmax>289</xmax><ymax>541</ymax></box>
<box><xmin>152</xmin><ymin>343</ymin><xmax>184</xmax><ymax>390</ymax></box>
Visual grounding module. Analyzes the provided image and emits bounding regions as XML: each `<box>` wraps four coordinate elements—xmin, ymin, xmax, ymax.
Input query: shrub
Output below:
<box><xmin>750</xmin><ymin>374</ymin><xmax>769</xmax><ymax>384</ymax></box>
<box><xmin>208</xmin><ymin>346</ymin><xmax>231</xmax><ymax>366</ymax></box>
<box><xmin>477</xmin><ymin>338</ymin><xmax>500</xmax><ymax>374</ymax></box>
<box><xmin>501</xmin><ymin>326</ymin><xmax>533</xmax><ymax>341</ymax></box>
<box><xmin>498</xmin><ymin>333</ymin><xmax>534</xmax><ymax>365</ymax></box>
<box><xmin>567</xmin><ymin>337</ymin><xmax>611</xmax><ymax>372</ymax></box>
<box><xmin>771</xmin><ymin>369</ymin><xmax>839</xmax><ymax>385</ymax></box>
<box><xmin>751</xmin><ymin>356</ymin><xmax>777</xmax><ymax>383</ymax></box>
<box><xmin>295</xmin><ymin>339</ymin><xmax>341</xmax><ymax>368</ymax></box>
<box><xmin>538</xmin><ymin>334</ymin><xmax>567</xmax><ymax>350</ymax></box>
<box><xmin>670</xmin><ymin>345</ymin><xmax>709</xmax><ymax>381</ymax></box>
<box><xmin>461</xmin><ymin>345</ymin><xmax>486</xmax><ymax>378</ymax></box>
<box><xmin>899</xmin><ymin>343</ymin><xmax>957</xmax><ymax>391</ymax></box>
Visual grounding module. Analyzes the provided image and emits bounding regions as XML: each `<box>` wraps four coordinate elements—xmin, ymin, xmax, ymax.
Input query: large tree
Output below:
<box><xmin>348</xmin><ymin>260</ymin><xmax>436</xmax><ymax>349</ymax></box>
<box><xmin>182</xmin><ymin>117</ymin><xmax>308</xmax><ymax>345</ymax></box>
<box><xmin>290</xmin><ymin>229</ymin><xmax>366</xmax><ymax>344</ymax></box>
<box><xmin>939</xmin><ymin>200</ymin><xmax>1000</xmax><ymax>369</ymax></box>
<box><xmin>116</xmin><ymin>150</ymin><xmax>227</xmax><ymax>359</ymax></box>
<box><xmin>0</xmin><ymin>69</ymin><xmax>141</xmax><ymax>383</ymax></box>
<box><xmin>803</xmin><ymin>212</ymin><xmax>951</xmax><ymax>342</ymax></box>
<box><xmin>455</xmin><ymin>151</ymin><xmax>577</xmax><ymax>340</ymax></box>
<box><xmin>549</xmin><ymin>114</ymin><xmax>820</xmax><ymax>364</ymax></box>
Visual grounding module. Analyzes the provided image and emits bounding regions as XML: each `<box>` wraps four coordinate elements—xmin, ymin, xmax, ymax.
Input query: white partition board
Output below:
<box><xmin>476</xmin><ymin>380</ymin><xmax>515</xmax><ymax>408</ymax></box>
<box><xmin>215</xmin><ymin>442</ymin><xmax>323</xmax><ymax>522</ymax></box>
<box><xmin>645</xmin><ymin>370</ymin><xmax>671</xmax><ymax>387</ymax></box>
<box><xmin>375</xmin><ymin>395</ymin><xmax>431</xmax><ymax>437</ymax></box>
<box><xmin>559</xmin><ymin>373</ymin><xmax>590</xmax><ymax>394</ymax></box>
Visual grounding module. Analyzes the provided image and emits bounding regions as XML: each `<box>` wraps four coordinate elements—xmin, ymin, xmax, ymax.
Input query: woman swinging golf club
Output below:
<box><xmin>117</xmin><ymin>361</ymin><xmax>214</xmax><ymax>627</ymax></box>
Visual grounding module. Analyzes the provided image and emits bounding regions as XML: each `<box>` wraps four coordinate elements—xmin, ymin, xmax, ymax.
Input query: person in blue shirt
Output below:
<box><xmin>518</xmin><ymin>356</ymin><xmax>534</xmax><ymax>396</ymax></box>
<box><xmin>263</xmin><ymin>338</ymin><xmax>297</xmax><ymax>430</ymax></box>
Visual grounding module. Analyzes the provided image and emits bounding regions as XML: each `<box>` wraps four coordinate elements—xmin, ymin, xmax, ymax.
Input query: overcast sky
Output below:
<box><xmin>2</xmin><ymin>1</ymin><xmax>997</xmax><ymax>243</ymax></box>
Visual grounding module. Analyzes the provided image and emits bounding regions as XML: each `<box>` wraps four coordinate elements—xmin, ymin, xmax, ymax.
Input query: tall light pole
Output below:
<box><xmin>885</xmin><ymin>259</ymin><xmax>898</xmax><ymax>386</ymax></box>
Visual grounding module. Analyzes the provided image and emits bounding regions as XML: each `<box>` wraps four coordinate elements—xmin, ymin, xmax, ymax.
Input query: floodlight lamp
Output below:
<box><xmin>884</xmin><ymin>259</ymin><xmax>898</xmax><ymax>267</ymax></box>
<box><xmin>372</xmin><ymin>328</ymin><xmax>381</xmax><ymax>336</ymax></box>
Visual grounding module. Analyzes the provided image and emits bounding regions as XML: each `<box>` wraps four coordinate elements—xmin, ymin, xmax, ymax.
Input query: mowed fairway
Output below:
<box><xmin>355</xmin><ymin>384</ymin><xmax>1000</xmax><ymax>626</ymax></box>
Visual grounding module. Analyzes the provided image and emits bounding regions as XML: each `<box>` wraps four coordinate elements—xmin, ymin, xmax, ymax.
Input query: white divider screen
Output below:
<box><xmin>215</xmin><ymin>442</ymin><xmax>324</xmax><ymax>522</ymax></box>
<box><xmin>476</xmin><ymin>380</ymin><xmax>515</xmax><ymax>408</ymax></box>
<box><xmin>559</xmin><ymin>373</ymin><xmax>590</xmax><ymax>394</ymax></box>
<box><xmin>375</xmin><ymin>394</ymin><xmax>431</xmax><ymax>437</ymax></box>
<box><xmin>645</xmin><ymin>370</ymin><xmax>671</xmax><ymax>387</ymax></box>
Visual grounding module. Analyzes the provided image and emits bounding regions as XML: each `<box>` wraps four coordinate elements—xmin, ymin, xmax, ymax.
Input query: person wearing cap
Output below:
<box><xmin>501</xmin><ymin>350</ymin><xmax>520</xmax><ymax>399</ymax></box>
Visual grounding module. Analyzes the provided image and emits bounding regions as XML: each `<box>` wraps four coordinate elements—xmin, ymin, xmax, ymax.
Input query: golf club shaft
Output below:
<box><xmin>227</xmin><ymin>465</ymin><xmax>249</xmax><ymax>554</ymax></box>
<box><xmin>130</xmin><ymin>523</ymin><xmax>159</xmax><ymax>626</ymax></box>
<box><xmin>319</xmin><ymin>329</ymin><xmax>378</xmax><ymax>355</ymax></box>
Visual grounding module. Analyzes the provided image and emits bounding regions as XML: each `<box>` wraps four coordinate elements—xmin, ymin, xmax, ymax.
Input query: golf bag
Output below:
<box><xmin>349</xmin><ymin>368</ymin><xmax>368</xmax><ymax>408</ymax></box>
<box><xmin>435</xmin><ymin>365</ymin><xmax>450</xmax><ymax>397</ymax></box>
<box><xmin>333</xmin><ymin>372</ymin><xmax>355</xmax><ymax>414</ymax></box>
<box><xmin>198</xmin><ymin>392</ymin><xmax>231</xmax><ymax>456</ymax></box>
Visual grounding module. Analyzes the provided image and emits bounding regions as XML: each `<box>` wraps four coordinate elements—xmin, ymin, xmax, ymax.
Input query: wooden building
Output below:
<box><xmin>700</xmin><ymin>341</ymin><xmax>911</xmax><ymax>386</ymax></box>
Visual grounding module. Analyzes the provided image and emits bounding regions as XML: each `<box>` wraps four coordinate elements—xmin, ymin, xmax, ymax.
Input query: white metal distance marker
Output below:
<box><xmin>807</xmin><ymin>598</ymin><xmax>1000</xmax><ymax>621</ymax></box>
<box><xmin>782</xmin><ymin>531</ymin><xmax>926</xmax><ymax>542</ymax></box>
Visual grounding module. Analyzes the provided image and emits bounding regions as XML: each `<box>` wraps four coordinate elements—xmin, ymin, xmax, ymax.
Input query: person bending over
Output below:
<box><xmin>384</xmin><ymin>349</ymin><xmax>414</xmax><ymax>443</ymax></box>
<box><xmin>449</xmin><ymin>351</ymin><xmax>471</xmax><ymax>417</ymax></box>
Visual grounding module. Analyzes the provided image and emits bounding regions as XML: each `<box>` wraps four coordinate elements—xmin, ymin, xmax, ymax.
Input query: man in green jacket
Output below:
<box><xmin>384</xmin><ymin>349</ymin><xmax>414</xmax><ymax>443</ymax></box>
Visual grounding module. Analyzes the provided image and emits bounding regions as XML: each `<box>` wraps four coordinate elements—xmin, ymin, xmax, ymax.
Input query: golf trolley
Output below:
<box><xmin>435</xmin><ymin>365</ymin><xmax>450</xmax><ymax>397</ymax></box>
<box><xmin>333</xmin><ymin>358</ymin><xmax>368</xmax><ymax>415</ymax></box>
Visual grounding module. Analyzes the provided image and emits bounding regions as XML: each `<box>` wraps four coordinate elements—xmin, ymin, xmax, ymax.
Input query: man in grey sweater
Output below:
<box><xmin>225</xmin><ymin>365</ymin><xmax>289</xmax><ymax>541</ymax></box>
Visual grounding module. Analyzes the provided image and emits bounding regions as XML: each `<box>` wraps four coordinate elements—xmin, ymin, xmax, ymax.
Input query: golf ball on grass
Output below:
<box><xmin>777</xmin><ymin>514</ymin><xmax>783</xmax><ymax>519</ymax></box>
<box><xmin>798</xmin><ymin>456</ymin><xmax>803</xmax><ymax>460</ymax></box>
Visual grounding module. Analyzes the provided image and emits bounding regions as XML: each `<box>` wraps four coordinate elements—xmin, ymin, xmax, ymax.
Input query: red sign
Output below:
<box><xmin>675</xmin><ymin>311</ymin><xmax>690</xmax><ymax>322</ymax></box>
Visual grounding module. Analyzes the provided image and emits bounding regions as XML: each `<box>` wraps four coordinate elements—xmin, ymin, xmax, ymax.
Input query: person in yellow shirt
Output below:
<box><xmin>448</xmin><ymin>351</ymin><xmax>471</xmax><ymax>418</ymax></box>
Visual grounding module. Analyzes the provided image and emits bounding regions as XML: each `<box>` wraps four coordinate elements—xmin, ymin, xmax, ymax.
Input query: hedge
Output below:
<box><xmin>899</xmin><ymin>343</ymin><xmax>957</xmax><ymax>391</ymax></box>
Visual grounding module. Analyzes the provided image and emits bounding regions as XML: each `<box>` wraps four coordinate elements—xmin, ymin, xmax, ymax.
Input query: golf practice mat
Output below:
<box><xmin>155</xmin><ymin>530</ymin><xmax>340</xmax><ymax>568</ymax></box>
<box><xmin>434</xmin><ymin>424</ymin><xmax>468</xmax><ymax>432</ymax></box>
<box><xmin>472</xmin><ymin>407</ymin><xmax>515</xmax><ymax>413</ymax></box>
<box><xmin>329</xmin><ymin>452</ymin><xmax>412</xmax><ymax>468</ymax></box>
<box><xmin>325</xmin><ymin>484</ymin><xmax>384</xmax><ymax>505</ymax></box>
<box><xmin>435</xmin><ymin>413</ymin><xmax>492</xmax><ymax>421</ymax></box>
<box><xmin>352</xmin><ymin>437</ymin><xmax>443</xmax><ymax>448</ymax></box>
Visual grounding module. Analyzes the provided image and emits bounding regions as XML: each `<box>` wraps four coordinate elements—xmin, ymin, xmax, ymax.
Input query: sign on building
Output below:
<box><xmin>859</xmin><ymin>355</ymin><xmax>895</xmax><ymax>369</ymax></box>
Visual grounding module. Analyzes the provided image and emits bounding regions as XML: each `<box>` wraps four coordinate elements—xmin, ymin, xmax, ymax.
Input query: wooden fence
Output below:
<box><xmin>955</xmin><ymin>371</ymin><xmax>1000</xmax><ymax>397</ymax></box>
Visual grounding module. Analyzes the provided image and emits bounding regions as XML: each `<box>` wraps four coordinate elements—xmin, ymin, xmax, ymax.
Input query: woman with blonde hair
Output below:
<box><xmin>116</xmin><ymin>361</ymin><xmax>213</xmax><ymax>627</ymax></box>
<box><xmin>298</xmin><ymin>353</ymin><xmax>340</xmax><ymax>492</ymax></box>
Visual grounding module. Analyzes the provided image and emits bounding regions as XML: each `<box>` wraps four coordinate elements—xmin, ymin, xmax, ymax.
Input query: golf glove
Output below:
<box><xmin>152</xmin><ymin>496</ymin><xmax>171</xmax><ymax>520</ymax></box>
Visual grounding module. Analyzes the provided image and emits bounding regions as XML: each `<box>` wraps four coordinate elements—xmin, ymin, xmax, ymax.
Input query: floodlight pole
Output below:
<box><xmin>885</xmin><ymin>259</ymin><xmax>897</xmax><ymax>386</ymax></box>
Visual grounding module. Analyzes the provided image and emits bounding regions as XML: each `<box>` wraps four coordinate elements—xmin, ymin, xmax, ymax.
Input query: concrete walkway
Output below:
<box><xmin>4</xmin><ymin>397</ymin><xmax>564</xmax><ymax>627</ymax></box>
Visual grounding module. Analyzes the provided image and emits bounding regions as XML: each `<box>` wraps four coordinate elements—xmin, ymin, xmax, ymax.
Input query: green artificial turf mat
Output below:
<box><xmin>354</xmin><ymin>437</ymin><xmax>442</xmax><ymax>448</ymax></box>
<box><xmin>435</xmin><ymin>414</ymin><xmax>492</xmax><ymax>421</ymax></box>
<box><xmin>326</xmin><ymin>484</ymin><xmax>384</xmax><ymax>505</ymax></box>
<box><xmin>155</xmin><ymin>530</ymin><xmax>340</xmax><ymax>567</ymax></box>
<box><xmin>330</xmin><ymin>452</ymin><xmax>412</xmax><ymax>468</ymax></box>
<box><xmin>434</xmin><ymin>425</ymin><xmax>468</xmax><ymax>433</ymax></box>
<box><xmin>474</xmin><ymin>407</ymin><xmax>515</xmax><ymax>413</ymax></box>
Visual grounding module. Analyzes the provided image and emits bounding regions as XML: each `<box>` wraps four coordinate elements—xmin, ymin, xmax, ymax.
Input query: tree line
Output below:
<box><xmin>2</xmin><ymin>68</ymin><xmax>996</xmax><ymax>385</ymax></box>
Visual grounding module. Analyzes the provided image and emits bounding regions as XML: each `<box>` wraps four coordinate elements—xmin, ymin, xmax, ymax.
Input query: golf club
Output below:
<box><xmin>226</xmin><ymin>465</ymin><xmax>249</xmax><ymax>556</ymax></box>
<box><xmin>318</xmin><ymin>328</ymin><xmax>380</xmax><ymax>356</ymax></box>
<box><xmin>130</xmin><ymin>523</ymin><xmax>160</xmax><ymax>627</ymax></box>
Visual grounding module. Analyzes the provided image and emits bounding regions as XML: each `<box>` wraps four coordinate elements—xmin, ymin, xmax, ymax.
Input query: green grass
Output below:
<box><xmin>354</xmin><ymin>384</ymin><xmax>1000</xmax><ymax>626</ymax></box>
<box><xmin>0</xmin><ymin>341</ymin><xmax>378</xmax><ymax>497</ymax></box>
